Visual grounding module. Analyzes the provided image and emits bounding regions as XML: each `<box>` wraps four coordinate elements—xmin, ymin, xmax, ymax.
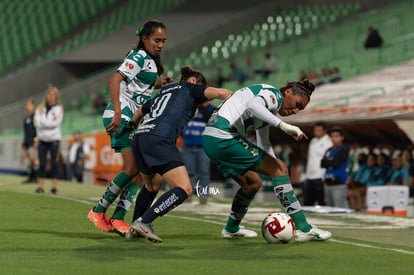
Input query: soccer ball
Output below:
<box><xmin>261</xmin><ymin>212</ymin><xmax>295</xmax><ymax>243</ymax></box>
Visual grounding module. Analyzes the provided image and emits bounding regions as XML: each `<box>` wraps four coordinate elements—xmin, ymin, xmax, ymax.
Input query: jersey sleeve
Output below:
<box><xmin>257</xmin><ymin>88</ymin><xmax>281</xmax><ymax>112</ymax></box>
<box><xmin>117</xmin><ymin>52</ymin><xmax>144</xmax><ymax>83</ymax></box>
<box><xmin>188</xmin><ymin>83</ymin><xmax>208</xmax><ymax>102</ymax></box>
<box><xmin>246</xmin><ymin>96</ymin><xmax>281</xmax><ymax>127</ymax></box>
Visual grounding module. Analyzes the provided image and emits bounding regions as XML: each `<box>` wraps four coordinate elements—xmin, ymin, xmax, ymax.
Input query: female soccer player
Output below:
<box><xmin>88</xmin><ymin>20</ymin><xmax>172</xmax><ymax>236</ymax></box>
<box><xmin>202</xmin><ymin>80</ymin><xmax>332</xmax><ymax>241</ymax></box>
<box><xmin>129</xmin><ymin>66</ymin><xmax>232</xmax><ymax>242</ymax></box>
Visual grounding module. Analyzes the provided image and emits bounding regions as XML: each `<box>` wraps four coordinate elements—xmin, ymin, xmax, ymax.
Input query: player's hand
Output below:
<box><xmin>106</xmin><ymin>114</ymin><xmax>121</xmax><ymax>136</ymax></box>
<box><xmin>278</xmin><ymin>121</ymin><xmax>308</xmax><ymax>141</ymax></box>
<box><xmin>154</xmin><ymin>76</ymin><xmax>173</xmax><ymax>89</ymax></box>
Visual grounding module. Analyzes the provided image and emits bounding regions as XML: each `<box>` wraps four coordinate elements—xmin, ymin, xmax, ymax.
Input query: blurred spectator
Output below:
<box><xmin>92</xmin><ymin>94</ymin><xmax>107</xmax><ymax>115</ymax></box>
<box><xmin>67</xmin><ymin>130</ymin><xmax>91</xmax><ymax>183</ymax></box>
<box><xmin>243</xmin><ymin>56</ymin><xmax>256</xmax><ymax>81</ymax></box>
<box><xmin>21</xmin><ymin>99</ymin><xmax>38</xmax><ymax>183</ymax></box>
<box><xmin>307</xmin><ymin>70</ymin><xmax>323</xmax><ymax>86</ymax></box>
<box><xmin>321</xmin><ymin>68</ymin><xmax>331</xmax><ymax>82</ymax></box>
<box><xmin>303</xmin><ymin>121</ymin><xmax>332</xmax><ymax>206</ymax></box>
<box><xmin>399</xmin><ymin>147</ymin><xmax>414</xmax><ymax>197</ymax></box>
<box><xmin>348</xmin><ymin>153</ymin><xmax>377</xmax><ymax>211</ymax></box>
<box><xmin>321</xmin><ymin>127</ymin><xmax>350</xmax><ymax>208</ymax></box>
<box><xmin>301</xmin><ymin>67</ymin><xmax>341</xmax><ymax>85</ymax></box>
<box><xmin>364</xmin><ymin>26</ymin><xmax>383</xmax><ymax>49</ymax></box>
<box><xmin>228</xmin><ymin>61</ymin><xmax>246</xmax><ymax>84</ymax></box>
<box><xmin>400</xmin><ymin>148</ymin><xmax>413</xmax><ymax>185</ymax></box>
<box><xmin>215</xmin><ymin>66</ymin><xmax>226</xmax><ymax>87</ymax></box>
<box><xmin>33</xmin><ymin>85</ymin><xmax>64</xmax><ymax>195</ymax></box>
<box><xmin>256</xmin><ymin>52</ymin><xmax>277</xmax><ymax>79</ymax></box>
<box><xmin>386</xmin><ymin>155</ymin><xmax>405</xmax><ymax>185</ymax></box>
<box><xmin>370</xmin><ymin>152</ymin><xmax>390</xmax><ymax>186</ymax></box>
<box><xmin>182</xmin><ymin>101</ymin><xmax>215</xmax><ymax>205</ymax></box>
<box><xmin>298</xmin><ymin>70</ymin><xmax>307</xmax><ymax>81</ymax></box>
<box><xmin>330</xmin><ymin>67</ymin><xmax>342</xmax><ymax>83</ymax></box>
<box><xmin>408</xmin><ymin>158</ymin><xmax>414</xmax><ymax>197</ymax></box>
<box><xmin>349</xmin><ymin>151</ymin><xmax>368</xmax><ymax>181</ymax></box>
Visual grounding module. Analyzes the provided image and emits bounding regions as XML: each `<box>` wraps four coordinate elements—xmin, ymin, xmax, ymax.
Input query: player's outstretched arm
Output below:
<box><xmin>204</xmin><ymin>87</ymin><xmax>232</xmax><ymax>101</ymax></box>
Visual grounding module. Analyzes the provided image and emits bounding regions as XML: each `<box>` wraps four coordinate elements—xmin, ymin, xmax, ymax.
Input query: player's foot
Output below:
<box><xmin>221</xmin><ymin>226</ymin><xmax>258</xmax><ymax>238</ymax></box>
<box><xmin>295</xmin><ymin>224</ymin><xmax>332</xmax><ymax>242</ymax></box>
<box><xmin>87</xmin><ymin>208</ymin><xmax>113</xmax><ymax>232</ymax></box>
<box><xmin>35</xmin><ymin>187</ymin><xmax>44</xmax><ymax>193</ymax></box>
<box><xmin>109</xmin><ymin>218</ymin><xmax>130</xmax><ymax>236</ymax></box>
<box><xmin>125</xmin><ymin>228</ymin><xmax>144</xmax><ymax>239</ymax></box>
<box><xmin>50</xmin><ymin>188</ymin><xmax>57</xmax><ymax>195</ymax></box>
<box><xmin>130</xmin><ymin>219</ymin><xmax>163</xmax><ymax>243</ymax></box>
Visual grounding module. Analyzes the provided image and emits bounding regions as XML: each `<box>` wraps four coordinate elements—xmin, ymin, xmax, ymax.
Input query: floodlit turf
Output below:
<box><xmin>1</xmin><ymin>175</ymin><xmax>414</xmax><ymax>274</ymax></box>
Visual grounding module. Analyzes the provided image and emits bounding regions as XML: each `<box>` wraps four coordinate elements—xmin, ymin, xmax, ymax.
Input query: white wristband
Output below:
<box><xmin>278</xmin><ymin>121</ymin><xmax>304</xmax><ymax>136</ymax></box>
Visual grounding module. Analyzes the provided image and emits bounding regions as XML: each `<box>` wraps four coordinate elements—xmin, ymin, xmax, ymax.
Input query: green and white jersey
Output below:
<box><xmin>103</xmin><ymin>48</ymin><xmax>158</xmax><ymax>120</ymax></box>
<box><xmin>204</xmin><ymin>84</ymin><xmax>282</xmax><ymax>139</ymax></box>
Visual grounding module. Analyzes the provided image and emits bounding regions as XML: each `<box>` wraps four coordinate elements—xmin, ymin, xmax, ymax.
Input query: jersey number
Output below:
<box><xmin>143</xmin><ymin>93</ymin><xmax>172</xmax><ymax>123</ymax></box>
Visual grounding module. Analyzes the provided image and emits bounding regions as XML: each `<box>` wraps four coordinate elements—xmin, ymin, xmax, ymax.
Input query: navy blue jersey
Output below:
<box><xmin>136</xmin><ymin>82</ymin><xmax>208</xmax><ymax>140</ymax></box>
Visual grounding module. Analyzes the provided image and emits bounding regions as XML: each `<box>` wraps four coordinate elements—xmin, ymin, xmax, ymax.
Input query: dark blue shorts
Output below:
<box><xmin>132</xmin><ymin>133</ymin><xmax>183</xmax><ymax>175</ymax></box>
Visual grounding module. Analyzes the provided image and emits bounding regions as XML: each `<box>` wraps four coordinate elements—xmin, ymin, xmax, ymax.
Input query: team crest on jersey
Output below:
<box><xmin>270</xmin><ymin>94</ymin><xmax>276</xmax><ymax>104</ymax></box>
<box><xmin>125</xmin><ymin>61</ymin><xmax>134</xmax><ymax>70</ymax></box>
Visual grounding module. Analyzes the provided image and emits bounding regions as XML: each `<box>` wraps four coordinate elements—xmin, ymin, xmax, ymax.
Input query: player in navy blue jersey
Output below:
<box><xmin>128</xmin><ymin>66</ymin><xmax>232</xmax><ymax>242</ymax></box>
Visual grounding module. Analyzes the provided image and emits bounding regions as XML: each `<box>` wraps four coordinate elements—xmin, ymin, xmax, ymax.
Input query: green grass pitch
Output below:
<box><xmin>1</xmin><ymin>174</ymin><xmax>413</xmax><ymax>274</ymax></box>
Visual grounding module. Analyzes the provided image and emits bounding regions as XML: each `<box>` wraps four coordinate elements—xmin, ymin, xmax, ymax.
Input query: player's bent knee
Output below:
<box><xmin>244</xmin><ymin>182</ymin><xmax>262</xmax><ymax>194</ymax></box>
<box><xmin>124</xmin><ymin>166</ymin><xmax>138</xmax><ymax>178</ymax></box>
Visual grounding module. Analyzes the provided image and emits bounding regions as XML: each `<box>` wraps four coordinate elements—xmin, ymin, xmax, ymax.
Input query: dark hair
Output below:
<box><xmin>314</xmin><ymin>121</ymin><xmax>328</xmax><ymax>130</ymax></box>
<box><xmin>279</xmin><ymin>79</ymin><xmax>315</xmax><ymax>100</ymax></box>
<box><xmin>367</xmin><ymin>152</ymin><xmax>377</xmax><ymax>160</ymax></box>
<box><xmin>136</xmin><ymin>20</ymin><xmax>166</xmax><ymax>75</ymax></box>
<box><xmin>179</xmin><ymin>66</ymin><xmax>207</xmax><ymax>85</ymax></box>
<box><xmin>358</xmin><ymin>152</ymin><xmax>368</xmax><ymax>163</ymax></box>
<box><xmin>378</xmin><ymin>152</ymin><xmax>390</xmax><ymax>165</ymax></box>
<box><xmin>329</xmin><ymin>126</ymin><xmax>344</xmax><ymax>136</ymax></box>
<box><xmin>379</xmin><ymin>152</ymin><xmax>389</xmax><ymax>159</ymax></box>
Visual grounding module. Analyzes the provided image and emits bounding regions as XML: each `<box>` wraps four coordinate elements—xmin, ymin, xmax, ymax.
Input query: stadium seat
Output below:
<box><xmin>0</xmin><ymin>0</ymin><xmax>119</xmax><ymax>73</ymax></box>
<box><xmin>164</xmin><ymin>3</ymin><xmax>363</xmax><ymax>78</ymax></box>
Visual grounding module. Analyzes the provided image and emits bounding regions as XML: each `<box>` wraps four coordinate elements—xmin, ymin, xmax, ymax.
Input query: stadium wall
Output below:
<box><xmin>0</xmin><ymin>132</ymin><xmax>123</xmax><ymax>185</ymax></box>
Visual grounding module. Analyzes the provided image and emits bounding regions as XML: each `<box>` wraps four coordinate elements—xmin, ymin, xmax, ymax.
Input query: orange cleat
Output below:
<box><xmin>87</xmin><ymin>208</ymin><xmax>113</xmax><ymax>232</ymax></box>
<box><xmin>109</xmin><ymin>218</ymin><xmax>130</xmax><ymax>236</ymax></box>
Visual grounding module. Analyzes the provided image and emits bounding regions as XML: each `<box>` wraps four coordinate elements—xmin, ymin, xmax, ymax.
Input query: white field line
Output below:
<box><xmin>27</xmin><ymin>193</ymin><xmax>414</xmax><ymax>256</ymax></box>
<box><xmin>329</xmin><ymin>239</ymin><xmax>414</xmax><ymax>255</ymax></box>
<box><xmin>168</xmin><ymin>214</ymin><xmax>414</xmax><ymax>255</ymax></box>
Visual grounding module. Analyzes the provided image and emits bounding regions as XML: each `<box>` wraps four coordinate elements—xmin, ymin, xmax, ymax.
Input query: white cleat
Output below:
<box><xmin>295</xmin><ymin>224</ymin><xmax>332</xmax><ymax>242</ymax></box>
<box><xmin>130</xmin><ymin>219</ymin><xmax>163</xmax><ymax>243</ymax></box>
<box><xmin>125</xmin><ymin>228</ymin><xmax>143</xmax><ymax>239</ymax></box>
<box><xmin>221</xmin><ymin>226</ymin><xmax>258</xmax><ymax>238</ymax></box>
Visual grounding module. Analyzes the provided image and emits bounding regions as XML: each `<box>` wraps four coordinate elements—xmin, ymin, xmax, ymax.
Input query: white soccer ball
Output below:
<box><xmin>261</xmin><ymin>212</ymin><xmax>295</xmax><ymax>243</ymax></box>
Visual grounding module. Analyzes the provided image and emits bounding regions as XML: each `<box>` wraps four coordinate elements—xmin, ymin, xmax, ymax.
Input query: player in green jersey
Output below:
<box><xmin>88</xmin><ymin>20</ymin><xmax>172</xmax><ymax>236</ymax></box>
<box><xmin>203</xmin><ymin>79</ymin><xmax>332</xmax><ymax>241</ymax></box>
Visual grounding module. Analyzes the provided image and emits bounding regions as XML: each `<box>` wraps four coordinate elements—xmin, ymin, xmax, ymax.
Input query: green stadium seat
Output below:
<box><xmin>0</xmin><ymin>0</ymin><xmax>119</xmax><ymax>74</ymax></box>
